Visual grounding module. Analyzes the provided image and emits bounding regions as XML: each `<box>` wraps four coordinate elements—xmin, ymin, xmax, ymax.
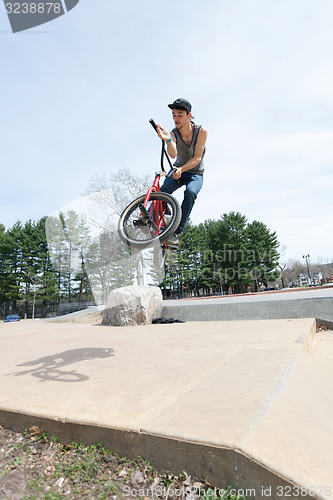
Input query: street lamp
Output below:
<box><xmin>31</xmin><ymin>277</ymin><xmax>37</xmax><ymax>320</ymax></box>
<box><xmin>176</xmin><ymin>266</ymin><xmax>181</xmax><ymax>299</ymax></box>
<box><xmin>302</xmin><ymin>254</ymin><xmax>311</xmax><ymax>286</ymax></box>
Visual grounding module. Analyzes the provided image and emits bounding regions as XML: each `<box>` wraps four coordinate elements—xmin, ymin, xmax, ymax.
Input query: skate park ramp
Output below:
<box><xmin>0</xmin><ymin>316</ymin><xmax>332</xmax><ymax>499</ymax></box>
<box><xmin>161</xmin><ymin>286</ymin><xmax>333</xmax><ymax>325</ymax></box>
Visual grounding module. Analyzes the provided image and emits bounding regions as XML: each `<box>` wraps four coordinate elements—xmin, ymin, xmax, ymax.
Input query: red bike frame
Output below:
<box><xmin>142</xmin><ymin>172</ymin><xmax>169</xmax><ymax>235</ymax></box>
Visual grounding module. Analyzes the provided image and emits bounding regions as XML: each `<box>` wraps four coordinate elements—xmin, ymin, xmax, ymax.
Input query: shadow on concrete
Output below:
<box><xmin>7</xmin><ymin>347</ymin><xmax>114</xmax><ymax>383</ymax></box>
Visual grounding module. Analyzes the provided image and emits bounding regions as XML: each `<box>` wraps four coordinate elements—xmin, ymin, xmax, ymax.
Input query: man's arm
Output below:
<box><xmin>173</xmin><ymin>127</ymin><xmax>208</xmax><ymax>179</ymax></box>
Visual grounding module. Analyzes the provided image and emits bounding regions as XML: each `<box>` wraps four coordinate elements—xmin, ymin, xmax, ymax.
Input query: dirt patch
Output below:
<box><xmin>0</xmin><ymin>425</ymin><xmax>239</xmax><ymax>499</ymax></box>
<box><xmin>316</xmin><ymin>324</ymin><xmax>331</xmax><ymax>332</ymax></box>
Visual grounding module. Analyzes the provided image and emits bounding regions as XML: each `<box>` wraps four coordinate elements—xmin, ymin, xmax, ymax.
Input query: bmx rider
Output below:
<box><xmin>156</xmin><ymin>98</ymin><xmax>208</xmax><ymax>245</ymax></box>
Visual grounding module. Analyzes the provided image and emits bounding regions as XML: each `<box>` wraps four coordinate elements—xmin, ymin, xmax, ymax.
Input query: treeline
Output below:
<box><xmin>158</xmin><ymin>212</ymin><xmax>280</xmax><ymax>298</ymax></box>
<box><xmin>0</xmin><ymin>211</ymin><xmax>135</xmax><ymax>319</ymax></box>
<box><xmin>0</xmin><ymin>210</ymin><xmax>281</xmax><ymax>318</ymax></box>
<box><xmin>0</xmin><ymin>218</ymin><xmax>57</xmax><ymax>319</ymax></box>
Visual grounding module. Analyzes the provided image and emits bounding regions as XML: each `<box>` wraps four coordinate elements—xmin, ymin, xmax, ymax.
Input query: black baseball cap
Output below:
<box><xmin>168</xmin><ymin>98</ymin><xmax>192</xmax><ymax>113</ymax></box>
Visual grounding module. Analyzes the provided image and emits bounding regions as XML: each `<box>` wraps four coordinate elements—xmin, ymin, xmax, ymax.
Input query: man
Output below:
<box><xmin>157</xmin><ymin>98</ymin><xmax>207</xmax><ymax>245</ymax></box>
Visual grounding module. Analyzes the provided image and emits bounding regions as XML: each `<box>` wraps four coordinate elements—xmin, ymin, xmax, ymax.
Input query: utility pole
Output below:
<box><xmin>31</xmin><ymin>277</ymin><xmax>37</xmax><ymax>319</ymax></box>
<box><xmin>302</xmin><ymin>254</ymin><xmax>311</xmax><ymax>285</ymax></box>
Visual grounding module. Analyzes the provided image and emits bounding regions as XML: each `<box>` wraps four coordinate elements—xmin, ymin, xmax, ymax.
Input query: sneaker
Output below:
<box><xmin>166</xmin><ymin>233</ymin><xmax>179</xmax><ymax>245</ymax></box>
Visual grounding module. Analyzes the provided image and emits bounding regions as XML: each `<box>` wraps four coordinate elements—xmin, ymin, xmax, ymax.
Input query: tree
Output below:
<box><xmin>245</xmin><ymin>220</ymin><xmax>280</xmax><ymax>291</ymax></box>
<box><xmin>46</xmin><ymin>211</ymin><xmax>93</xmax><ymax>303</ymax></box>
<box><xmin>202</xmin><ymin>212</ymin><xmax>250</xmax><ymax>294</ymax></box>
<box><xmin>0</xmin><ymin>219</ymin><xmax>60</xmax><ymax>317</ymax></box>
<box><xmin>34</xmin><ymin>217</ymin><xmax>60</xmax><ymax>312</ymax></box>
<box><xmin>45</xmin><ymin>215</ymin><xmax>69</xmax><ymax>303</ymax></box>
<box><xmin>159</xmin><ymin>212</ymin><xmax>281</xmax><ymax>298</ymax></box>
<box><xmin>86</xmin><ymin>168</ymin><xmax>151</xmax><ymax>221</ymax></box>
<box><xmin>19</xmin><ymin>220</ymin><xmax>43</xmax><ymax>316</ymax></box>
<box><xmin>177</xmin><ymin>221</ymin><xmax>203</xmax><ymax>297</ymax></box>
<box><xmin>85</xmin><ymin>168</ymin><xmax>152</xmax><ymax>286</ymax></box>
<box><xmin>0</xmin><ymin>222</ymin><xmax>24</xmax><ymax>314</ymax></box>
<box><xmin>85</xmin><ymin>229</ymin><xmax>135</xmax><ymax>305</ymax></box>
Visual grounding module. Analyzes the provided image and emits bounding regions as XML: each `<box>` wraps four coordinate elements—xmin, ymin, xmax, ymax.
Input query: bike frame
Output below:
<box><xmin>142</xmin><ymin>172</ymin><xmax>169</xmax><ymax>235</ymax></box>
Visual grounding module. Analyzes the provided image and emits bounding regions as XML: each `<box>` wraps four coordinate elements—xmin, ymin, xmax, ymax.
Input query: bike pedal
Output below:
<box><xmin>133</xmin><ymin>218</ymin><xmax>148</xmax><ymax>227</ymax></box>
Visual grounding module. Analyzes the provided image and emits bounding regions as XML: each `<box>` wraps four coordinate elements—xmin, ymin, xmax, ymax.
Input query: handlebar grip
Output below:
<box><xmin>149</xmin><ymin>119</ymin><xmax>158</xmax><ymax>133</ymax></box>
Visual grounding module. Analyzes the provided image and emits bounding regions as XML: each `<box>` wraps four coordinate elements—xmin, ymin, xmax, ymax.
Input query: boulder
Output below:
<box><xmin>102</xmin><ymin>285</ymin><xmax>163</xmax><ymax>326</ymax></box>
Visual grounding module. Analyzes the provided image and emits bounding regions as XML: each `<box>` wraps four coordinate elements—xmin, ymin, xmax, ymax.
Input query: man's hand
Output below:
<box><xmin>172</xmin><ymin>167</ymin><xmax>182</xmax><ymax>180</ymax></box>
<box><xmin>157</xmin><ymin>124</ymin><xmax>172</xmax><ymax>142</ymax></box>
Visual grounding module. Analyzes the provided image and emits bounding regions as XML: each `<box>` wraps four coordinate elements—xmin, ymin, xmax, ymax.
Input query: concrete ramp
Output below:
<box><xmin>0</xmin><ymin>318</ymin><xmax>332</xmax><ymax>499</ymax></box>
<box><xmin>161</xmin><ymin>287</ymin><xmax>333</xmax><ymax>325</ymax></box>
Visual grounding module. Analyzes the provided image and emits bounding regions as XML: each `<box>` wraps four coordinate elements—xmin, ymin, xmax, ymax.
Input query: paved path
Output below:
<box><xmin>0</xmin><ymin>317</ymin><xmax>332</xmax><ymax>499</ymax></box>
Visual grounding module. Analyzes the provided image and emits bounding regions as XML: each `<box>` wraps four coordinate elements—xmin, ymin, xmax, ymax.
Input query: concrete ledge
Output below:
<box><xmin>162</xmin><ymin>292</ymin><xmax>333</xmax><ymax>324</ymax></box>
<box><xmin>43</xmin><ymin>305</ymin><xmax>105</xmax><ymax>322</ymax></box>
<box><xmin>0</xmin><ymin>318</ymin><xmax>330</xmax><ymax>499</ymax></box>
<box><xmin>0</xmin><ymin>408</ymin><xmax>315</xmax><ymax>500</ymax></box>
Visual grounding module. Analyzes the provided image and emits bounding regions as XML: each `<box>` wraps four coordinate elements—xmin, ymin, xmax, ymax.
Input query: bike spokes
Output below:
<box><xmin>118</xmin><ymin>192</ymin><xmax>181</xmax><ymax>249</ymax></box>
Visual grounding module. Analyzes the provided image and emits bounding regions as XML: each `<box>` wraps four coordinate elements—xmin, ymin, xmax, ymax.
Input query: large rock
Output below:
<box><xmin>102</xmin><ymin>285</ymin><xmax>163</xmax><ymax>326</ymax></box>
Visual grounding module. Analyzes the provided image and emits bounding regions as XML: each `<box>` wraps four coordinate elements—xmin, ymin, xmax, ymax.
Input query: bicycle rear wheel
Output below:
<box><xmin>118</xmin><ymin>192</ymin><xmax>181</xmax><ymax>249</ymax></box>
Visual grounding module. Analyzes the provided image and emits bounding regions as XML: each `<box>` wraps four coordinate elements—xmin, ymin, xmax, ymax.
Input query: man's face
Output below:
<box><xmin>172</xmin><ymin>108</ymin><xmax>191</xmax><ymax>129</ymax></box>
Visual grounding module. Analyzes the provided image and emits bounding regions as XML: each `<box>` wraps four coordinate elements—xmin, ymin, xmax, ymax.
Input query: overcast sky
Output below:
<box><xmin>1</xmin><ymin>0</ymin><xmax>333</xmax><ymax>264</ymax></box>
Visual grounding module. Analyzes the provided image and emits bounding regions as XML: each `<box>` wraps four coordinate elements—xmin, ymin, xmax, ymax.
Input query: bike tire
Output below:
<box><xmin>118</xmin><ymin>192</ymin><xmax>181</xmax><ymax>249</ymax></box>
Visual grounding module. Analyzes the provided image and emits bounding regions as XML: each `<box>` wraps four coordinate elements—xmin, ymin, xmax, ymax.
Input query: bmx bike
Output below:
<box><xmin>118</xmin><ymin>119</ymin><xmax>181</xmax><ymax>269</ymax></box>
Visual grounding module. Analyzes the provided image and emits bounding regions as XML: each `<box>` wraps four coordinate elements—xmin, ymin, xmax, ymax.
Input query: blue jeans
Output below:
<box><xmin>160</xmin><ymin>172</ymin><xmax>203</xmax><ymax>234</ymax></box>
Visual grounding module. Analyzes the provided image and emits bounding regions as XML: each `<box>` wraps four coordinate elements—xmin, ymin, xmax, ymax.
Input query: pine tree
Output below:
<box><xmin>0</xmin><ymin>222</ymin><xmax>24</xmax><ymax>314</ymax></box>
<box><xmin>245</xmin><ymin>220</ymin><xmax>280</xmax><ymax>290</ymax></box>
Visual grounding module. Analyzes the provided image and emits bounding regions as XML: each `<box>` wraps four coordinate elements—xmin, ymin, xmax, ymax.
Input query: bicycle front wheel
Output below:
<box><xmin>118</xmin><ymin>192</ymin><xmax>181</xmax><ymax>249</ymax></box>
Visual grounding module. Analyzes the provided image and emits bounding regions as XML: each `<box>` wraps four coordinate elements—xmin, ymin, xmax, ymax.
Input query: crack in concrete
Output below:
<box><xmin>237</xmin><ymin>351</ymin><xmax>298</xmax><ymax>447</ymax></box>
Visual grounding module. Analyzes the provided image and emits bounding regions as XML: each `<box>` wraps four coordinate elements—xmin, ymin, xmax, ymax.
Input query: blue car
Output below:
<box><xmin>4</xmin><ymin>314</ymin><xmax>20</xmax><ymax>322</ymax></box>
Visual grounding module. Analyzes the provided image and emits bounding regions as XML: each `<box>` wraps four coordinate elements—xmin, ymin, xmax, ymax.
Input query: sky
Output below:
<box><xmin>1</xmin><ymin>0</ymin><xmax>333</xmax><ymax>265</ymax></box>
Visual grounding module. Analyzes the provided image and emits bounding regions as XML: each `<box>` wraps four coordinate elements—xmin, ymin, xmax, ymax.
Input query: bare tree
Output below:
<box><xmin>84</xmin><ymin>168</ymin><xmax>152</xmax><ymax>287</ymax></box>
<box><xmin>85</xmin><ymin>168</ymin><xmax>151</xmax><ymax>217</ymax></box>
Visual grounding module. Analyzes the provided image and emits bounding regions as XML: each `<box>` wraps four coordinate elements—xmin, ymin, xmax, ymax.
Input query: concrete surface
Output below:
<box><xmin>162</xmin><ymin>287</ymin><xmax>333</xmax><ymax>325</ymax></box>
<box><xmin>0</xmin><ymin>317</ymin><xmax>332</xmax><ymax>499</ymax></box>
<box><xmin>43</xmin><ymin>304</ymin><xmax>105</xmax><ymax>322</ymax></box>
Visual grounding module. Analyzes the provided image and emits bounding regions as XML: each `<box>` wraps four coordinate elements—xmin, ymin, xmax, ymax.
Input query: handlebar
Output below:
<box><xmin>149</xmin><ymin>118</ymin><xmax>175</xmax><ymax>175</ymax></box>
<box><xmin>149</xmin><ymin>118</ymin><xmax>158</xmax><ymax>134</ymax></box>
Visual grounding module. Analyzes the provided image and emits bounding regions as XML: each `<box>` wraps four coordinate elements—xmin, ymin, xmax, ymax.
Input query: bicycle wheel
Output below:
<box><xmin>118</xmin><ymin>192</ymin><xmax>181</xmax><ymax>249</ymax></box>
<box><xmin>153</xmin><ymin>243</ymin><xmax>167</xmax><ymax>271</ymax></box>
